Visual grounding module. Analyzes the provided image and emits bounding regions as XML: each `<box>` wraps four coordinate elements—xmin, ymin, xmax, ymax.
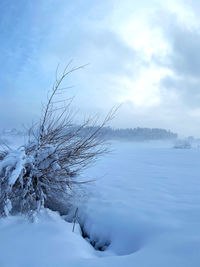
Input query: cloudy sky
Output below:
<box><xmin>0</xmin><ymin>0</ymin><xmax>200</xmax><ymax>136</ymax></box>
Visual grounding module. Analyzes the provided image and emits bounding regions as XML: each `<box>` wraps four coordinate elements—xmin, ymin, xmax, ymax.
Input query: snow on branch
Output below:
<box><xmin>0</xmin><ymin>62</ymin><xmax>118</xmax><ymax>217</ymax></box>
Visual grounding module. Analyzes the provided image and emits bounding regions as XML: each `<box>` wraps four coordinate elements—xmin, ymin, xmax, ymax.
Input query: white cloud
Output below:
<box><xmin>1</xmin><ymin>0</ymin><xmax>200</xmax><ymax>136</ymax></box>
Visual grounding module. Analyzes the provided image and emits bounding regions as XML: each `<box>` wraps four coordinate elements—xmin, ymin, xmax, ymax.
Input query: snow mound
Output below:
<box><xmin>0</xmin><ymin>209</ymin><xmax>95</xmax><ymax>267</ymax></box>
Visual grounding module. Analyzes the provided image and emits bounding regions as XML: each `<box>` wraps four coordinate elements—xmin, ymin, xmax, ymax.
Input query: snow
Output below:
<box><xmin>79</xmin><ymin>141</ymin><xmax>200</xmax><ymax>266</ymax></box>
<box><xmin>1</xmin><ymin>140</ymin><xmax>200</xmax><ymax>266</ymax></box>
<box><xmin>0</xmin><ymin>149</ymin><xmax>25</xmax><ymax>186</ymax></box>
<box><xmin>0</xmin><ymin>209</ymin><xmax>96</xmax><ymax>267</ymax></box>
<box><xmin>9</xmin><ymin>151</ymin><xmax>25</xmax><ymax>186</ymax></box>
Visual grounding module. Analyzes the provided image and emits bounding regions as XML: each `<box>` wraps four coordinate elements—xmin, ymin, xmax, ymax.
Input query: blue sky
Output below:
<box><xmin>1</xmin><ymin>0</ymin><xmax>200</xmax><ymax>136</ymax></box>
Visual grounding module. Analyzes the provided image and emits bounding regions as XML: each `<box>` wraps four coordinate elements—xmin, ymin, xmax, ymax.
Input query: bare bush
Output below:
<box><xmin>0</xmin><ymin>63</ymin><xmax>118</xmax><ymax>217</ymax></box>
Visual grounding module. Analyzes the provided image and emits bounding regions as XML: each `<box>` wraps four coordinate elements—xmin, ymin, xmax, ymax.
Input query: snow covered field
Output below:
<box><xmin>0</xmin><ymin>140</ymin><xmax>200</xmax><ymax>267</ymax></box>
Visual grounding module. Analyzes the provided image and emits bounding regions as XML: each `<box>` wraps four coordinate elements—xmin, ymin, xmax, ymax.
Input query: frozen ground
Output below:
<box><xmin>0</xmin><ymin>140</ymin><xmax>200</xmax><ymax>266</ymax></box>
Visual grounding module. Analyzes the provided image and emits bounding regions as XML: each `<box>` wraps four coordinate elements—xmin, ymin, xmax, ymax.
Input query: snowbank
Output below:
<box><xmin>78</xmin><ymin>141</ymin><xmax>200</xmax><ymax>266</ymax></box>
<box><xmin>0</xmin><ymin>209</ymin><xmax>95</xmax><ymax>267</ymax></box>
<box><xmin>0</xmin><ymin>141</ymin><xmax>200</xmax><ymax>267</ymax></box>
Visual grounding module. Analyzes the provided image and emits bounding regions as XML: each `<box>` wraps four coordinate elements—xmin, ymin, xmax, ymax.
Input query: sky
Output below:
<box><xmin>0</xmin><ymin>0</ymin><xmax>200</xmax><ymax>136</ymax></box>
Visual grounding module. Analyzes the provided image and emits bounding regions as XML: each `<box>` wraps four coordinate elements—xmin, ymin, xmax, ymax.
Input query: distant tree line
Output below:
<box><xmin>1</xmin><ymin>126</ymin><xmax>178</xmax><ymax>142</ymax></box>
<box><xmin>78</xmin><ymin>126</ymin><xmax>178</xmax><ymax>141</ymax></box>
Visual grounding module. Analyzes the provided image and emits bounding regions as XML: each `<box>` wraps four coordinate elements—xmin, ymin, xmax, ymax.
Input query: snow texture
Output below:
<box><xmin>0</xmin><ymin>141</ymin><xmax>200</xmax><ymax>266</ymax></box>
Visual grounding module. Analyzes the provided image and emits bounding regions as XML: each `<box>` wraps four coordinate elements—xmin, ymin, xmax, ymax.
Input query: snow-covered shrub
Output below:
<box><xmin>0</xmin><ymin>63</ymin><xmax>117</xmax><ymax>217</ymax></box>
